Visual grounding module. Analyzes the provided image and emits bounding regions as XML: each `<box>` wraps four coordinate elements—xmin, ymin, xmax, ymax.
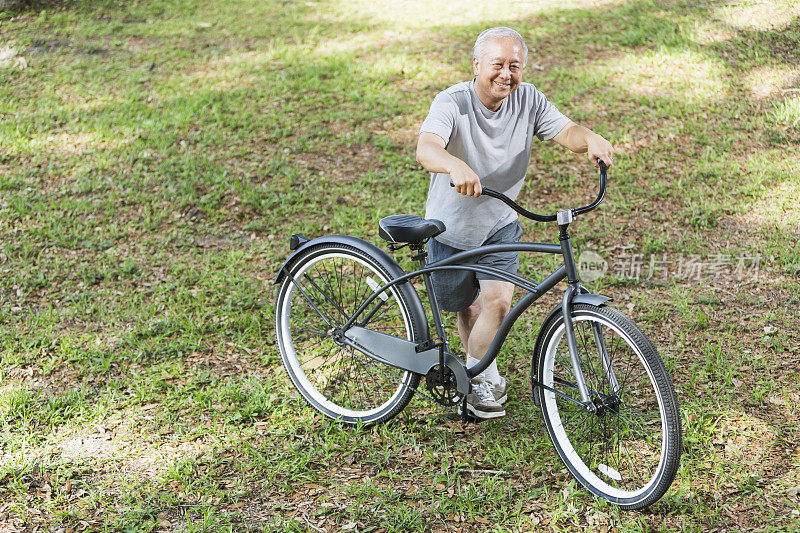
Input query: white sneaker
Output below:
<box><xmin>460</xmin><ymin>378</ymin><xmax>505</xmax><ymax>419</ymax></box>
<box><xmin>489</xmin><ymin>377</ymin><xmax>507</xmax><ymax>405</ymax></box>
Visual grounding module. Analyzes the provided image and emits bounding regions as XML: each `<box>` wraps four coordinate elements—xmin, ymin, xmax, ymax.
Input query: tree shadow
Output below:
<box><xmin>5</xmin><ymin>0</ymin><xmax>798</xmax><ymax>272</ymax></box>
<box><xmin>3</xmin><ymin>2</ymin><xmax>800</xmax><ymax>531</ymax></box>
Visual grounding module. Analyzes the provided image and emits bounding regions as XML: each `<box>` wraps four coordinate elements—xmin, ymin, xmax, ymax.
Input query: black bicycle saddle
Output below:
<box><xmin>378</xmin><ymin>215</ymin><xmax>445</xmax><ymax>244</ymax></box>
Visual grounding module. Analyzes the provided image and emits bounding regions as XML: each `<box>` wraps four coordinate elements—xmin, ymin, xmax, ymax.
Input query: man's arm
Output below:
<box><xmin>416</xmin><ymin>132</ymin><xmax>483</xmax><ymax>197</ymax></box>
<box><xmin>551</xmin><ymin>122</ymin><xmax>614</xmax><ymax>168</ymax></box>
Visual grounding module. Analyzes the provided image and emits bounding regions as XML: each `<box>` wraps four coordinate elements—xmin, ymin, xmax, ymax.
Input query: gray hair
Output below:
<box><xmin>472</xmin><ymin>26</ymin><xmax>528</xmax><ymax>67</ymax></box>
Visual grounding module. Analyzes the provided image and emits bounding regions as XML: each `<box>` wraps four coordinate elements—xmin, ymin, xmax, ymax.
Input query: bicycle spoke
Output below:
<box><xmin>311</xmin><ymin>263</ymin><xmax>348</xmax><ymax>324</ymax></box>
<box><xmin>288</xmin><ymin>272</ymin><xmax>336</xmax><ymax>328</ymax></box>
<box><xmin>614</xmin><ymin>416</ymin><xmax>645</xmax><ymax>484</ymax></box>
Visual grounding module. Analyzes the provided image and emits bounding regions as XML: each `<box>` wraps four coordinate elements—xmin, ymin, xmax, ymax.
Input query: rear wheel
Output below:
<box><xmin>534</xmin><ymin>304</ymin><xmax>682</xmax><ymax>509</ymax></box>
<box><xmin>275</xmin><ymin>243</ymin><xmax>425</xmax><ymax>425</ymax></box>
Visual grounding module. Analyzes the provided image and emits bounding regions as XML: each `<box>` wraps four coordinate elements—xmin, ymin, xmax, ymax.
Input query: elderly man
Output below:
<box><xmin>416</xmin><ymin>26</ymin><xmax>614</xmax><ymax>419</ymax></box>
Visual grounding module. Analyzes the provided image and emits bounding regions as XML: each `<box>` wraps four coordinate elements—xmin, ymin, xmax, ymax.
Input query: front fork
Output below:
<box><xmin>561</xmin><ymin>285</ymin><xmax>594</xmax><ymax>409</ymax></box>
<box><xmin>558</xmin><ymin>211</ymin><xmax>620</xmax><ymax>411</ymax></box>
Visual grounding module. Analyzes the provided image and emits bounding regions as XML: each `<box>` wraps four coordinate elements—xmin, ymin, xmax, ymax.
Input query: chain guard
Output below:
<box><xmin>425</xmin><ymin>364</ymin><xmax>464</xmax><ymax>407</ymax></box>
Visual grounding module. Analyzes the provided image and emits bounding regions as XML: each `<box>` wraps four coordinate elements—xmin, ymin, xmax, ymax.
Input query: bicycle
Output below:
<box><xmin>273</xmin><ymin>162</ymin><xmax>682</xmax><ymax>510</ymax></box>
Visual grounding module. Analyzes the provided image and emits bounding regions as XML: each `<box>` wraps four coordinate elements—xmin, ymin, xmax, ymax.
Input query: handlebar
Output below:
<box><xmin>450</xmin><ymin>160</ymin><xmax>607</xmax><ymax>223</ymax></box>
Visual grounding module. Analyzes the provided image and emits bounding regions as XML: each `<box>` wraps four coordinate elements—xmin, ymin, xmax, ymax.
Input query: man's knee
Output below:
<box><xmin>478</xmin><ymin>281</ymin><xmax>514</xmax><ymax>321</ymax></box>
<box><xmin>483</xmin><ymin>293</ymin><xmax>511</xmax><ymax>320</ymax></box>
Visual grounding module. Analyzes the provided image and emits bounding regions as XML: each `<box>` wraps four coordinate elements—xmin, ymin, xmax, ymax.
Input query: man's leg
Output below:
<box><xmin>457</xmin><ymin>280</ymin><xmax>514</xmax><ymax>418</ymax></box>
<box><xmin>456</xmin><ymin>298</ymin><xmax>481</xmax><ymax>352</ymax></box>
<box><xmin>463</xmin><ymin>279</ymin><xmax>514</xmax><ymax>360</ymax></box>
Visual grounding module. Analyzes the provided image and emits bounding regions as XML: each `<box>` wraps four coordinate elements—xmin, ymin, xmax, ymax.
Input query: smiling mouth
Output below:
<box><xmin>494</xmin><ymin>81</ymin><xmax>511</xmax><ymax>89</ymax></box>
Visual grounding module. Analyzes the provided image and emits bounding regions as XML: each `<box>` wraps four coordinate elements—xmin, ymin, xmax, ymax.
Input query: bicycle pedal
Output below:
<box><xmin>461</xmin><ymin>411</ymin><xmax>483</xmax><ymax>424</ymax></box>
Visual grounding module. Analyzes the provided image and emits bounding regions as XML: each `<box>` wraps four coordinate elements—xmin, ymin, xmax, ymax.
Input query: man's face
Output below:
<box><xmin>472</xmin><ymin>36</ymin><xmax>524</xmax><ymax>110</ymax></box>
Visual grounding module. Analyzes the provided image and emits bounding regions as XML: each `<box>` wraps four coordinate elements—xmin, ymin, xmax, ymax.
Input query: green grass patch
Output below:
<box><xmin>1</xmin><ymin>0</ymin><xmax>800</xmax><ymax>530</ymax></box>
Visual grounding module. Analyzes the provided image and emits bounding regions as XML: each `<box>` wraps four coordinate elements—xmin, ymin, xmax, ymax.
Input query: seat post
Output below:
<box><xmin>411</xmin><ymin>242</ymin><xmax>449</xmax><ymax>366</ymax></box>
<box><xmin>409</xmin><ymin>242</ymin><xmax>428</xmax><ymax>268</ymax></box>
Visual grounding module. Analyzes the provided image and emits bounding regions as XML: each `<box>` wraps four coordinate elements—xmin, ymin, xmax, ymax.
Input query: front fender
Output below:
<box><xmin>533</xmin><ymin>293</ymin><xmax>613</xmax><ymax>365</ymax></box>
<box><xmin>540</xmin><ymin>293</ymin><xmax>612</xmax><ymax>323</ymax></box>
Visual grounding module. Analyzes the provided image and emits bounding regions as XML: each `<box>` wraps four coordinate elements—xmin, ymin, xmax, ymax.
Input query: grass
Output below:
<box><xmin>1</xmin><ymin>0</ymin><xmax>800</xmax><ymax>531</ymax></box>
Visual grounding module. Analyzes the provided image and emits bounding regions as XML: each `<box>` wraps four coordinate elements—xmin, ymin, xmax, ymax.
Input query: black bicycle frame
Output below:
<box><xmin>338</xmin><ymin>161</ymin><xmax>608</xmax><ymax>403</ymax></box>
<box><xmin>341</xmin><ymin>240</ymin><xmax>574</xmax><ymax>379</ymax></box>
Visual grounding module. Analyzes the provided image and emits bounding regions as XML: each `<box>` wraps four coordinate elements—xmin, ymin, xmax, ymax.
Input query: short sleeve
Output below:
<box><xmin>420</xmin><ymin>91</ymin><xmax>458</xmax><ymax>145</ymax></box>
<box><xmin>531</xmin><ymin>87</ymin><xmax>571</xmax><ymax>141</ymax></box>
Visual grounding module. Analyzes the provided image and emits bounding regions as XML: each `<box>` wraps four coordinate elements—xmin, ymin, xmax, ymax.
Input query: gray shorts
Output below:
<box><xmin>427</xmin><ymin>221</ymin><xmax>524</xmax><ymax>312</ymax></box>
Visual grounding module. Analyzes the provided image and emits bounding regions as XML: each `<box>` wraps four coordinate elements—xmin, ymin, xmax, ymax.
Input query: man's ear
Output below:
<box><xmin>472</xmin><ymin>56</ymin><xmax>479</xmax><ymax>76</ymax></box>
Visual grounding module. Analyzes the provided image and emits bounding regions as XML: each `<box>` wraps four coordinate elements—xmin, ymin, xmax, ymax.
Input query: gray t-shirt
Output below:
<box><xmin>420</xmin><ymin>80</ymin><xmax>570</xmax><ymax>249</ymax></box>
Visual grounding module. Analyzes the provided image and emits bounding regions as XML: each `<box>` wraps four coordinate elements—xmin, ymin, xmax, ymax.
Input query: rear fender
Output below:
<box><xmin>273</xmin><ymin>235</ymin><xmax>379</xmax><ymax>285</ymax></box>
<box><xmin>274</xmin><ymin>235</ymin><xmax>430</xmax><ymax>342</ymax></box>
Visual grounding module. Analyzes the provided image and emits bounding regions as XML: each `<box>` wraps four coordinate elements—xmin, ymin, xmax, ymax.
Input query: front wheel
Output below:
<box><xmin>534</xmin><ymin>303</ymin><xmax>682</xmax><ymax>509</ymax></box>
<box><xmin>275</xmin><ymin>242</ymin><xmax>426</xmax><ymax>425</ymax></box>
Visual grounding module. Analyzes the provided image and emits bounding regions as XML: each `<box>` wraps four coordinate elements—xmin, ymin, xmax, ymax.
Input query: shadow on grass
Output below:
<box><xmin>2</xmin><ymin>1</ymin><xmax>800</xmax><ymax>530</ymax></box>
